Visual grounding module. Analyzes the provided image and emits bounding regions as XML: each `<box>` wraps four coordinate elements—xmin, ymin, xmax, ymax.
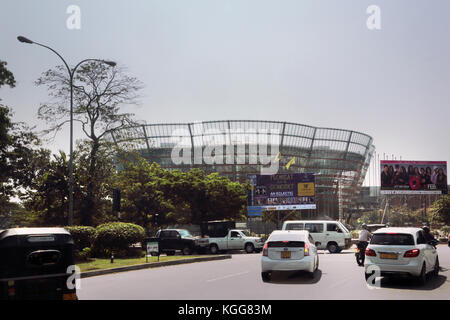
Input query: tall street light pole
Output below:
<box><xmin>17</xmin><ymin>36</ymin><xmax>116</xmax><ymax>226</ymax></box>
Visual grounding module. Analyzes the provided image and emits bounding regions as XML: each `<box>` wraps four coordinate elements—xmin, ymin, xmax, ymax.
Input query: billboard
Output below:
<box><xmin>248</xmin><ymin>173</ymin><xmax>316</xmax><ymax>212</ymax></box>
<box><xmin>380</xmin><ymin>160</ymin><xmax>448</xmax><ymax>194</ymax></box>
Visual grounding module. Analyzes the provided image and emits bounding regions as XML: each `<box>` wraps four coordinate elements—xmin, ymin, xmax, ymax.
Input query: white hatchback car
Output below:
<box><xmin>364</xmin><ymin>227</ymin><xmax>439</xmax><ymax>284</ymax></box>
<box><xmin>261</xmin><ymin>230</ymin><xmax>319</xmax><ymax>281</ymax></box>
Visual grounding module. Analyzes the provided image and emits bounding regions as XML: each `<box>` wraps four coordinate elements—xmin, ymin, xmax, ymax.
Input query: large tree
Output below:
<box><xmin>0</xmin><ymin>60</ymin><xmax>16</xmax><ymax>88</ymax></box>
<box><xmin>114</xmin><ymin>158</ymin><xmax>175</xmax><ymax>233</ymax></box>
<box><xmin>0</xmin><ymin>60</ymin><xmax>46</xmax><ymax>226</ymax></box>
<box><xmin>21</xmin><ymin>140</ymin><xmax>118</xmax><ymax>227</ymax></box>
<box><xmin>431</xmin><ymin>194</ymin><xmax>450</xmax><ymax>226</ymax></box>
<box><xmin>113</xmin><ymin>151</ymin><xmax>249</xmax><ymax>230</ymax></box>
<box><xmin>36</xmin><ymin>61</ymin><xmax>143</xmax><ymax>225</ymax></box>
<box><xmin>157</xmin><ymin>168</ymin><xmax>248</xmax><ymax>226</ymax></box>
<box><xmin>75</xmin><ymin>140</ymin><xmax>118</xmax><ymax>225</ymax></box>
<box><xmin>22</xmin><ymin>150</ymin><xmax>71</xmax><ymax>226</ymax></box>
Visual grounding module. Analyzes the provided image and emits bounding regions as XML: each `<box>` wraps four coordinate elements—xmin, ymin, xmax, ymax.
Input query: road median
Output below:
<box><xmin>80</xmin><ymin>254</ymin><xmax>232</xmax><ymax>278</ymax></box>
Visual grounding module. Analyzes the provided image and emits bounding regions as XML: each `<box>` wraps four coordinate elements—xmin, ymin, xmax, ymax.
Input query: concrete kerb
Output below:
<box><xmin>80</xmin><ymin>254</ymin><xmax>232</xmax><ymax>278</ymax></box>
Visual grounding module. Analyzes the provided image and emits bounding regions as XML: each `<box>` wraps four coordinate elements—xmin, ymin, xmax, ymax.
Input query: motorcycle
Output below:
<box><xmin>355</xmin><ymin>242</ymin><xmax>367</xmax><ymax>266</ymax></box>
<box><xmin>429</xmin><ymin>239</ymin><xmax>438</xmax><ymax>249</ymax></box>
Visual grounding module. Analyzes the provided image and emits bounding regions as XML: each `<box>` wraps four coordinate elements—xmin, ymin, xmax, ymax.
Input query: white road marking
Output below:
<box><xmin>206</xmin><ymin>271</ymin><xmax>250</xmax><ymax>282</ymax></box>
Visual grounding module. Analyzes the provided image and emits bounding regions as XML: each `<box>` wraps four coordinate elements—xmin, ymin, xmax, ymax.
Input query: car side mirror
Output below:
<box><xmin>315</xmin><ymin>242</ymin><xmax>321</xmax><ymax>247</ymax></box>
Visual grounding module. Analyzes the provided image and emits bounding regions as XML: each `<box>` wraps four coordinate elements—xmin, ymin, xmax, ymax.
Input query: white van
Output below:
<box><xmin>281</xmin><ymin>220</ymin><xmax>352</xmax><ymax>253</ymax></box>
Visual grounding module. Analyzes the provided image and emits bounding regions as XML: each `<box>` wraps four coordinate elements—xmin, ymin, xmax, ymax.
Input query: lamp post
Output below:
<box><xmin>18</xmin><ymin>36</ymin><xmax>116</xmax><ymax>226</ymax></box>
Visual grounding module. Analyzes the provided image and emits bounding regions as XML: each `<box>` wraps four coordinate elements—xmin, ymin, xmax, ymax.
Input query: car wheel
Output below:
<box><xmin>245</xmin><ymin>243</ymin><xmax>254</xmax><ymax>254</ymax></box>
<box><xmin>433</xmin><ymin>257</ymin><xmax>439</xmax><ymax>277</ymax></box>
<box><xmin>327</xmin><ymin>243</ymin><xmax>340</xmax><ymax>254</ymax></box>
<box><xmin>417</xmin><ymin>263</ymin><xmax>427</xmax><ymax>285</ymax></box>
<box><xmin>209</xmin><ymin>244</ymin><xmax>219</xmax><ymax>254</ymax></box>
<box><xmin>261</xmin><ymin>272</ymin><xmax>271</xmax><ymax>282</ymax></box>
<box><xmin>182</xmin><ymin>246</ymin><xmax>192</xmax><ymax>255</ymax></box>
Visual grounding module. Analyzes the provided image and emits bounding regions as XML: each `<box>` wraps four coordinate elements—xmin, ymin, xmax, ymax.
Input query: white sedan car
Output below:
<box><xmin>261</xmin><ymin>230</ymin><xmax>319</xmax><ymax>281</ymax></box>
<box><xmin>364</xmin><ymin>227</ymin><xmax>439</xmax><ymax>285</ymax></box>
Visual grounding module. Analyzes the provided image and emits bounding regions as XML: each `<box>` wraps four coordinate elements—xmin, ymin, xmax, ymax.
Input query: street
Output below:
<box><xmin>78</xmin><ymin>245</ymin><xmax>450</xmax><ymax>300</ymax></box>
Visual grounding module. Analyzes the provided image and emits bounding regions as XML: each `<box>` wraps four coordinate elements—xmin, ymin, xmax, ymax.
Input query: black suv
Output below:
<box><xmin>147</xmin><ymin>229</ymin><xmax>209</xmax><ymax>256</ymax></box>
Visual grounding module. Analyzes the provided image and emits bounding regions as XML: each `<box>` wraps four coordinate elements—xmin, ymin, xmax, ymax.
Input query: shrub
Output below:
<box><xmin>64</xmin><ymin>226</ymin><xmax>96</xmax><ymax>250</ymax></box>
<box><xmin>93</xmin><ymin>222</ymin><xmax>145</xmax><ymax>256</ymax></box>
<box><xmin>441</xmin><ymin>226</ymin><xmax>450</xmax><ymax>237</ymax></box>
<box><xmin>75</xmin><ymin>247</ymin><xmax>92</xmax><ymax>261</ymax></box>
<box><xmin>351</xmin><ymin>230</ymin><xmax>359</xmax><ymax>239</ymax></box>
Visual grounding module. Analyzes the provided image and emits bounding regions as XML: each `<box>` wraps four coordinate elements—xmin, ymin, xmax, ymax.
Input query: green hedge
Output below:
<box><xmin>93</xmin><ymin>222</ymin><xmax>145</xmax><ymax>255</ymax></box>
<box><xmin>64</xmin><ymin>226</ymin><xmax>96</xmax><ymax>250</ymax></box>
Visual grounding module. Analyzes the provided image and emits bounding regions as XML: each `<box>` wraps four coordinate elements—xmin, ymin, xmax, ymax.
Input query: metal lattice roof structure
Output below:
<box><xmin>108</xmin><ymin>120</ymin><xmax>375</xmax><ymax>219</ymax></box>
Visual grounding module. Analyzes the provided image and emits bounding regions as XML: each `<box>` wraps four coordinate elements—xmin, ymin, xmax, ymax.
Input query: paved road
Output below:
<box><xmin>78</xmin><ymin>245</ymin><xmax>450</xmax><ymax>300</ymax></box>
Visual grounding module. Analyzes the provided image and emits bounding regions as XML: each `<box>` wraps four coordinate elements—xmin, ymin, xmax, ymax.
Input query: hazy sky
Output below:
<box><xmin>1</xmin><ymin>0</ymin><xmax>449</xmax><ymax>186</ymax></box>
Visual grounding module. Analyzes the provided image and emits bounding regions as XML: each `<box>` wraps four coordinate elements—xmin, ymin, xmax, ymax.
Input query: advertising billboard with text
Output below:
<box><xmin>248</xmin><ymin>173</ymin><xmax>316</xmax><ymax>212</ymax></box>
<box><xmin>380</xmin><ymin>160</ymin><xmax>448</xmax><ymax>194</ymax></box>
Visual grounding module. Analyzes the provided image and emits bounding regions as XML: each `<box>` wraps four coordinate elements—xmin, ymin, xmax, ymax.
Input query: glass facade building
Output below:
<box><xmin>108</xmin><ymin>120</ymin><xmax>375</xmax><ymax>219</ymax></box>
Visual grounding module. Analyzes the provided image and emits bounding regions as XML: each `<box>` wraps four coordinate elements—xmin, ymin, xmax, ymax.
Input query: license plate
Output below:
<box><xmin>380</xmin><ymin>253</ymin><xmax>398</xmax><ymax>260</ymax></box>
<box><xmin>281</xmin><ymin>251</ymin><xmax>291</xmax><ymax>259</ymax></box>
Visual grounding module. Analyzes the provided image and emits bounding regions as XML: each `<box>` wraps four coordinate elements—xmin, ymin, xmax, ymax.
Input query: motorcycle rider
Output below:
<box><xmin>357</xmin><ymin>223</ymin><xmax>371</xmax><ymax>266</ymax></box>
<box><xmin>422</xmin><ymin>226</ymin><xmax>438</xmax><ymax>248</ymax></box>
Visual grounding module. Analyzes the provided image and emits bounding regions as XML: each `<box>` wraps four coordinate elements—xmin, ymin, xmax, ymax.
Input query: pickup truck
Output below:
<box><xmin>207</xmin><ymin>229</ymin><xmax>264</xmax><ymax>254</ymax></box>
<box><xmin>146</xmin><ymin>229</ymin><xmax>209</xmax><ymax>256</ymax></box>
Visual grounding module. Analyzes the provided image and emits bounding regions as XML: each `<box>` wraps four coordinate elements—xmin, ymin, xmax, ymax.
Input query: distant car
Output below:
<box><xmin>282</xmin><ymin>220</ymin><xmax>352</xmax><ymax>253</ymax></box>
<box><xmin>364</xmin><ymin>227</ymin><xmax>439</xmax><ymax>285</ymax></box>
<box><xmin>207</xmin><ymin>229</ymin><xmax>264</xmax><ymax>254</ymax></box>
<box><xmin>147</xmin><ymin>229</ymin><xmax>209</xmax><ymax>256</ymax></box>
<box><xmin>261</xmin><ymin>230</ymin><xmax>319</xmax><ymax>282</ymax></box>
<box><xmin>366</xmin><ymin>224</ymin><xmax>387</xmax><ymax>233</ymax></box>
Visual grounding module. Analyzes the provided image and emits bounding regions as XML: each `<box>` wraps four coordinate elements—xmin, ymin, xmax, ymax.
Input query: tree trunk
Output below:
<box><xmin>143</xmin><ymin>210</ymin><xmax>148</xmax><ymax>234</ymax></box>
<box><xmin>81</xmin><ymin>139</ymin><xmax>100</xmax><ymax>226</ymax></box>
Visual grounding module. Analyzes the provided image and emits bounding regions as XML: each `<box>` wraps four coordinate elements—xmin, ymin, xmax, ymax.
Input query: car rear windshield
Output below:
<box><xmin>370</xmin><ymin>233</ymin><xmax>415</xmax><ymax>246</ymax></box>
<box><xmin>285</xmin><ymin>223</ymin><xmax>304</xmax><ymax>230</ymax></box>
<box><xmin>267</xmin><ymin>241</ymin><xmax>304</xmax><ymax>247</ymax></box>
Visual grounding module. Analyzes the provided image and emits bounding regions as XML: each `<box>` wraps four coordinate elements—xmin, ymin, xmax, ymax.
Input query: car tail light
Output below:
<box><xmin>304</xmin><ymin>243</ymin><xmax>310</xmax><ymax>256</ymax></box>
<box><xmin>63</xmin><ymin>292</ymin><xmax>78</xmax><ymax>300</ymax></box>
<box><xmin>365</xmin><ymin>248</ymin><xmax>376</xmax><ymax>256</ymax></box>
<box><xmin>262</xmin><ymin>243</ymin><xmax>268</xmax><ymax>256</ymax></box>
<box><xmin>404</xmin><ymin>249</ymin><xmax>420</xmax><ymax>258</ymax></box>
<box><xmin>7</xmin><ymin>280</ymin><xmax>15</xmax><ymax>297</ymax></box>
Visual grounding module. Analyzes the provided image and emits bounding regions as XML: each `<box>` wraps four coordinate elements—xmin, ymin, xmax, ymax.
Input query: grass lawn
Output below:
<box><xmin>77</xmin><ymin>255</ymin><xmax>210</xmax><ymax>272</ymax></box>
